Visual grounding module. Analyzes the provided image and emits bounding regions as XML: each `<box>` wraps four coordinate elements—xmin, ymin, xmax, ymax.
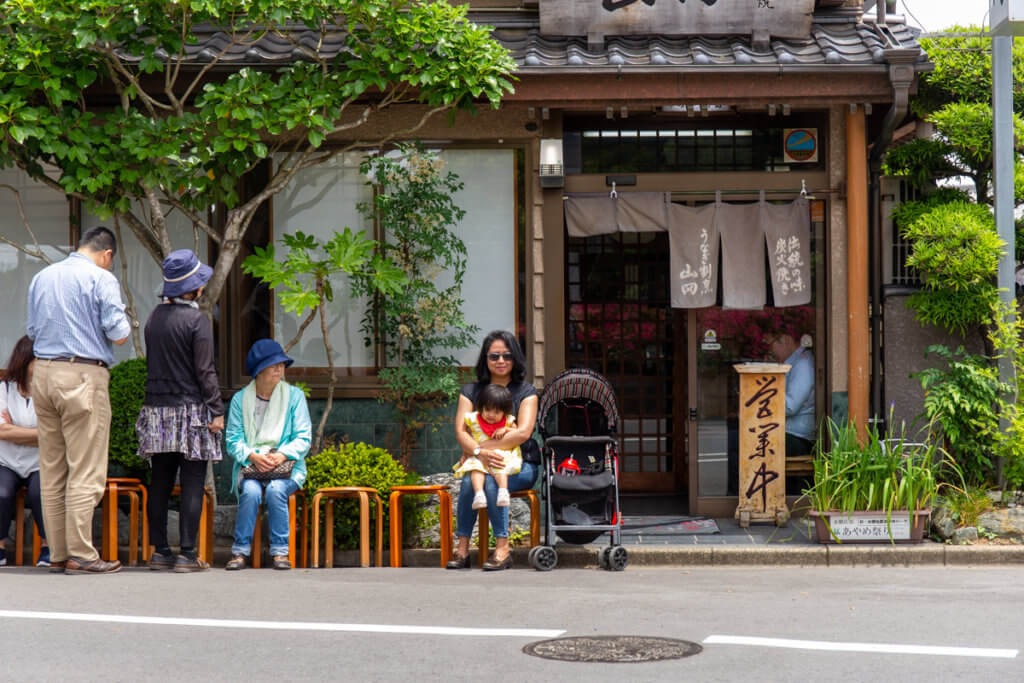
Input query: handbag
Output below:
<box><xmin>241</xmin><ymin>458</ymin><xmax>295</xmax><ymax>481</ymax></box>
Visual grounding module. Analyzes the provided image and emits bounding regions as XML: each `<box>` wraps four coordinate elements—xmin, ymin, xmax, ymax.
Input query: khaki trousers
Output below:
<box><xmin>31</xmin><ymin>360</ymin><xmax>111</xmax><ymax>563</ymax></box>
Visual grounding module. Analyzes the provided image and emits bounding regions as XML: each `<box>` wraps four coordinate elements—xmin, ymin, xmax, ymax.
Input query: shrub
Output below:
<box><xmin>915</xmin><ymin>345</ymin><xmax>1004</xmax><ymax>486</ymax></box>
<box><xmin>108</xmin><ymin>357</ymin><xmax>149</xmax><ymax>481</ymax></box>
<box><xmin>304</xmin><ymin>441</ymin><xmax>425</xmax><ymax>551</ymax></box>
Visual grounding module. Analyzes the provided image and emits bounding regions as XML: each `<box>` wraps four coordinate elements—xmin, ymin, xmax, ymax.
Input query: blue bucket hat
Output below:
<box><xmin>246</xmin><ymin>338</ymin><xmax>294</xmax><ymax>378</ymax></box>
<box><xmin>161</xmin><ymin>249</ymin><xmax>213</xmax><ymax>298</ymax></box>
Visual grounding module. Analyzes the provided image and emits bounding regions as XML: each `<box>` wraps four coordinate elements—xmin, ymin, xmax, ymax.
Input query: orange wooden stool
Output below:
<box><xmin>388</xmin><ymin>485</ymin><xmax>452</xmax><ymax>568</ymax></box>
<box><xmin>13</xmin><ymin>487</ymin><xmax>43</xmax><ymax>566</ymax></box>
<box><xmin>160</xmin><ymin>485</ymin><xmax>216</xmax><ymax>565</ymax></box>
<box><xmin>309</xmin><ymin>486</ymin><xmax>383</xmax><ymax>568</ymax></box>
<box><xmin>252</xmin><ymin>489</ymin><xmax>306</xmax><ymax>569</ymax></box>
<box><xmin>476</xmin><ymin>488</ymin><xmax>541</xmax><ymax>568</ymax></box>
<box><xmin>101</xmin><ymin>477</ymin><xmax>149</xmax><ymax>566</ymax></box>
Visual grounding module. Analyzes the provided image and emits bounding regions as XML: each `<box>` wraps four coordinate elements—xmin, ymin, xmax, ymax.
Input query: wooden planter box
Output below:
<box><xmin>810</xmin><ymin>509</ymin><xmax>931</xmax><ymax>544</ymax></box>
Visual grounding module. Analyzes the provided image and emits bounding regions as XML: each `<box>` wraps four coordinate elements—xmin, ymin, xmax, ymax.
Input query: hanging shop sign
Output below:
<box><xmin>783</xmin><ymin>128</ymin><xmax>818</xmax><ymax>163</ymax></box>
<box><xmin>539</xmin><ymin>0</ymin><xmax>816</xmax><ymax>40</ymax></box>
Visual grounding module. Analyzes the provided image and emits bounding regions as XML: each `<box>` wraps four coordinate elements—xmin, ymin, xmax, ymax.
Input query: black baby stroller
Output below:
<box><xmin>529</xmin><ymin>368</ymin><xmax>627</xmax><ymax>571</ymax></box>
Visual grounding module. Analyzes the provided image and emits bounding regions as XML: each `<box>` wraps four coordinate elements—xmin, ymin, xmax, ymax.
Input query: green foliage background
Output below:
<box><xmin>304</xmin><ymin>441</ymin><xmax>425</xmax><ymax>551</ymax></box>
<box><xmin>108</xmin><ymin>357</ymin><xmax>149</xmax><ymax>480</ymax></box>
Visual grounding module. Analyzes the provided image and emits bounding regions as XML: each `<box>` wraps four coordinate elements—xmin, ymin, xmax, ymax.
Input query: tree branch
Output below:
<box><xmin>0</xmin><ymin>184</ymin><xmax>61</xmax><ymax>264</ymax></box>
<box><xmin>283</xmin><ymin>308</ymin><xmax>318</xmax><ymax>354</ymax></box>
<box><xmin>112</xmin><ymin>215</ymin><xmax>145</xmax><ymax>357</ymax></box>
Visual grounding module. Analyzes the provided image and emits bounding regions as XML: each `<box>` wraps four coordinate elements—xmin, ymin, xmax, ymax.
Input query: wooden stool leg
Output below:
<box><xmin>477</xmin><ymin>508</ymin><xmax>489</xmax><ymax>568</ymax></box>
<box><xmin>438</xmin><ymin>491</ymin><xmax>452</xmax><ymax>568</ymax></box>
<box><xmin>357</xmin><ymin>492</ymin><xmax>370</xmax><ymax>568</ymax></box>
<box><xmin>374</xmin><ymin>495</ymin><xmax>383</xmax><ymax>568</ymax></box>
<box><xmin>204</xmin><ymin>490</ymin><xmax>214</xmax><ymax>565</ymax></box>
<box><xmin>140</xmin><ymin>487</ymin><xmax>150</xmax><ymax>563</ymax></box>
<box><xmin>311</xmin><ymin>494</ymin><xmax>322</xmax><ymax>568</ymax></box>
<box><xmin>103</xmin><ymin>483</ymin><xmax>118</xmax><ymax>562</ymax></box>
<box><xmin>198</xmin><ymin>492</ymin><xmax>211</xmax><ymax>566</ymax></box>
<box><xmin>325</xmin><ymin>500</ymin><xmax>335</xmax><ymax>569</ymax></box>
<box><xmin>300</xmin><ymin>496</ymin><xmax>309</xmax><ymax>569</ymax></box>
<box><xmin>15</xmin><ymin>490</ymin><xmax>25</xmax><ymax>567</ymax></box>
<box><xmin>528</xmin><ymin>492</ymin><xmax>540</xmax><ymax>547</ymax></box>
<box><xmin>252</xmin><ymin>508</ymin><xmax>262</xmax><ymax>568</ymax></box>
<box><xmin>389</xmin><ymin>491</ymin><xmax>404</xmax><ymax>568</ymax></box>
<box><xmin>32</xmin><ymin>523</ymin><xmax>42</xmax><ymax>566</ymax></box>
<box><xmin>126</xmin><ymin>490</ymin><xmax>139</xmax><ymax>566</ymax></box>
<box><xmin>288</xmin><ymin>493</ymin><xmax>297</xmax><ymax>568</ymax></box>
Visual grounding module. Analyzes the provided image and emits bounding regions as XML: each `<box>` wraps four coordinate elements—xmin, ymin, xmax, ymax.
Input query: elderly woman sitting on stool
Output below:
<box><xmin>225</xmin><ymin>339</ymin><xmax>311</xmax><ymax>570</ymax></box>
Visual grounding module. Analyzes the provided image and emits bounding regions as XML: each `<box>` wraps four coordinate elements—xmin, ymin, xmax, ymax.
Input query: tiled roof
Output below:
<box><xmin>134</xmin><ymin>16</ymin><xmax>924</xmax><ymax>72</ymax></box>
<box><xmin>502</xmin><ymin>21</ymin><xmax>925</xmax><ymax>70</ymax></box>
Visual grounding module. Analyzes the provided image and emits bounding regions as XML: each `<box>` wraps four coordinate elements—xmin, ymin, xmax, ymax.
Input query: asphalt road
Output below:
<box><xmin>0</xmin><ymin>564</ymin><xmax>1020</xmax><ymax>681</ymax></box>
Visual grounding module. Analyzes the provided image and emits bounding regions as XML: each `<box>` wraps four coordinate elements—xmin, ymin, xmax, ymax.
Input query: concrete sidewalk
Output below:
<box><xmin>390</xmin><ymin>515</ymin><xmax>1024</xmax><ymax>569</ymax></box>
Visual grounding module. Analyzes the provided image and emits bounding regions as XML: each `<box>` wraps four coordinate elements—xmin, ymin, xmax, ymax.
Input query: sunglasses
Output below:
<box><xmin>487</xmin><ymin>352</ymin><xmax>514</xmax><ymax>362</ymax></box>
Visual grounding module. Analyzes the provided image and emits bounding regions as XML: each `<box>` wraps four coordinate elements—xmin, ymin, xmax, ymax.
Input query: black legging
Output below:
<box><xmin>148</xmin><ymin>453</ymin><xmax>207</xmax><ymax>553</ymax></box>
<box><xmin>0</xmin><ymin>465</ymin><xmax>45</xmax><ymax>541</ymax></box>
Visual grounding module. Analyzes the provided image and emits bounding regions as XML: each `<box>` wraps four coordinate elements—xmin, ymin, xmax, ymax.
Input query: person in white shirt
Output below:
<box><xmin>0</xmin><ymin>335</ymin><xmax>50</xmax><ymax>567</ymax></box>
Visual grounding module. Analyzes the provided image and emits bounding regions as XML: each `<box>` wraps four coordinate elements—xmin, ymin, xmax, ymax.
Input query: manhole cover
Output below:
<box><xmin>523</xmin><ymin>635</ymin><xmax>702</xmax><ymax>663</ymax></box>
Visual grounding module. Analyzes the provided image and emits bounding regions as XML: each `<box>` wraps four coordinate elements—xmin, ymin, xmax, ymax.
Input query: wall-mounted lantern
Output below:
<box><xmin>539</xmin><ymin>138</ymin><xmax>564</xmax><ymax>188</ymax></box>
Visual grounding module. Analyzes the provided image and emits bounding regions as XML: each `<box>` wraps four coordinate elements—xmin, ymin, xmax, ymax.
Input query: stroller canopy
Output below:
<box><xmin>538</xmin><ymin>367</ymin><xmax>620</xmax><ymax>438</ymax></box>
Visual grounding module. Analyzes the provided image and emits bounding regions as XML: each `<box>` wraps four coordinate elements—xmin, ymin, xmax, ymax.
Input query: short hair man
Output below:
<box><xmin>27</xmin><ymin>226</ymin><xmax>132</xmax><ymax>574</ymax></box>
<box><xmin>766</xmin><ymin>330</ymin><xmax>816</xmax><ymax>457</ymax></box>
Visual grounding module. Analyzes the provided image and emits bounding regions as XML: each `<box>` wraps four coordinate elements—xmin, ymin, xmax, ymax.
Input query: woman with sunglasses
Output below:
<box><xmin>448</xmin><ymin>330</ymin><xmax>539</xmax><ymax>571</ymax></box>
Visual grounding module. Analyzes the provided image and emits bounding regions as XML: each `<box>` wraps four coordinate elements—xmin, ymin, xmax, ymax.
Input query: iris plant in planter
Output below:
<box><xmin>803</xmin><ymin>418</ymin><xmax>957</xmax><ymax>544</ymax></box>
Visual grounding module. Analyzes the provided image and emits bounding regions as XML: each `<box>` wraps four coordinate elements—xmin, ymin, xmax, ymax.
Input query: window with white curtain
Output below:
<box><xmin>0</xmin><ymin>167</ymin><xmax>70</xmax><ymax>359</ymax></box>
<box><xmin>270</xmin><ymin>148</ymin><xmax>517</xmax><ymax>369</ymax></box>
<box><xmin>437</xmin><ymin>149</ymin><xmax>516</xmax><ymax>365</ymax></box>
<box><xmin>271</xmin><ymin>152</ymin><xmax>376</xmax><ymax>368</ymax></box>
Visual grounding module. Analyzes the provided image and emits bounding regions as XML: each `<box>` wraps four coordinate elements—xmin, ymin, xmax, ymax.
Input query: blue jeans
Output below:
<box><xmin>232</xmin><ymin>478</ymin><xmax>299</xmax><ymax>557</ymax></box>
<box><xmin>456</xmin><ymin>461</ymin><xmax>538</xmax><ymax>539</ymax></box>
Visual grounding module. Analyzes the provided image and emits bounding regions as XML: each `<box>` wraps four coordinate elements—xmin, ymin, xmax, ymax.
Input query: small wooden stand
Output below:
<box><xmin>733</xmin><ymin>363</ymin><xmax>791</xmax><ymax>527</ymax></box>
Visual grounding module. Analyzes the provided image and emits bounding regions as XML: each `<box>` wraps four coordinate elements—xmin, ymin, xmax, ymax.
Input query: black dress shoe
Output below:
<box><xmin>445</xmin><ymin>553</ymin><xmax>471</xmax><ymax>570</ymax></box>
<box><xmin>149</xmin><ymin>551</ymin><xmax>176</xmax><ymax>571</ymax></box>
<box><xmin>173</xmin><ymin>554</ymin><xmax>210</xmax><ymax>573</ymax></box>
<box><xmin>482</xmin><ymin>553</ymin><xmax>512</xmax><ymax>571</ymax></box>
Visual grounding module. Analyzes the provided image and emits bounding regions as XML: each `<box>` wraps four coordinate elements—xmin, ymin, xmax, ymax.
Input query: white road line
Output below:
<box><xmin>0</xmin><ymin>609</ymin><xmax>564</xmax><ymax>638</ymax></box>
<box><xmin>704</xmin><ymin>635</ymin><xmax>1018</xmax><ymax>659</ymax></box>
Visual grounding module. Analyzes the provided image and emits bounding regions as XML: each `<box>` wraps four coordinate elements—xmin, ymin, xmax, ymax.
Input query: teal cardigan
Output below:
<box><xmin>225</xmin><ymin>381</ymin><xmax>311</xmax><ymax>497</ymax></box>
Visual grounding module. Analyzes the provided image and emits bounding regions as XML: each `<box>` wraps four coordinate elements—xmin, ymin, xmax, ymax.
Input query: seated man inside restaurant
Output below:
<box><xmin>766</xmin><ymin>329</ymin><xmax>816</xmax><ymax>465</ymax></box>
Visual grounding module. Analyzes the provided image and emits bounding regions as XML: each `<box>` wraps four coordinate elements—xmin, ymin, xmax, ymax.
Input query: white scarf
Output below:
<box><xmin>241</xmin><ymin>380</ymin><xmax>289</xmax><ymax>452</ymax></box>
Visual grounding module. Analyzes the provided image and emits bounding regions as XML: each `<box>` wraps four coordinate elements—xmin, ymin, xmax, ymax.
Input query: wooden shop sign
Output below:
<box><xmin>540</xmin><ymin>0</ymin><xmax>816</xmax><ymax>41</ymax></box>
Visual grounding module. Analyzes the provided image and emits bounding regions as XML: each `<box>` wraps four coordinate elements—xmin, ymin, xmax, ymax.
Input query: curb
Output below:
<box><xmin>386</xmin><ymin>542</ymin><xmax>1024</xmax><ymax>569</ymax></box>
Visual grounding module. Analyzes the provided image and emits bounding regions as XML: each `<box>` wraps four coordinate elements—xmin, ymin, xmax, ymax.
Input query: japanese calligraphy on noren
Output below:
<box><xmin>773</xmin><ymin>236</ymin><xmax>806</xmax><ymax>298</ymax></box>
<box><xmin>734</xmin><ymin>363</ymin><xmax>790</xmax><ymax>526</ymax></box>
<box><xmin>540</xmin><ymin>0</ymin><xmax>814</xmax><ymax>40</ymax></box>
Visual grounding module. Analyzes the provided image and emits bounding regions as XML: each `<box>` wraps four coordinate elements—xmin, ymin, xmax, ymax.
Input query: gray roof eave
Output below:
<box><xmin>514</xmin><ymin>64</ymin><xmax>914</xmax><ymax>76</ymax></box>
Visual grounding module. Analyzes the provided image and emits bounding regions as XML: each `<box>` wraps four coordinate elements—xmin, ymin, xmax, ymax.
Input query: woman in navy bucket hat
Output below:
<box><xmin>225</xmin><ymin>339</ymin><xmax>310</xmax><ymax>570</ymax></box>
<box><xmin>135</xmin><ymin>249</ymin><xmax>223</xmax><ymax>572</ymax></box>
<box><xmin>160</xmin><ymin>249</ymin><xmax>214</xmax><ymax>299</ymax></box>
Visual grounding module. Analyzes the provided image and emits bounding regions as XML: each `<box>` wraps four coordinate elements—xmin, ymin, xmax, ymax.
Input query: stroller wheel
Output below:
<box><xmin>609</xmin><ymin>546</ymin><xmax>628</xmax><ymax>571</ymax></box>
<box><xmin>598</xmin><ymin>546</ymin><xmax>612</xmax><ymax>570</ymax></box>
<box><xmin>527</xmin><ymin>546</ymin><xmax>540</xmax><ymax>568</ymax></box>
<box><xmin>531</xmin><ymin>546</ymin><xmax>558</xmax><ymax>571</ymax></box>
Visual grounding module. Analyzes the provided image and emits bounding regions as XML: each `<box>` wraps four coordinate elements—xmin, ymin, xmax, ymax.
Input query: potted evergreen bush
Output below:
<box><xmin>804</xmin><ymin>418</ymin><xmax>952</xmax><ymax>544</ymax></box>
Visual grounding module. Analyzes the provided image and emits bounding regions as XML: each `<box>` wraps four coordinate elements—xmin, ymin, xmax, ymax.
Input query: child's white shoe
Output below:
<box><xmin>496</xmin><ymin>488</ymin><xmax>510</xmax><ymax>507</ymax></box>
<box><xmin>472</xmin><ymin>491</ymin><xmax>488</xmax><ymax>510</ymax></box>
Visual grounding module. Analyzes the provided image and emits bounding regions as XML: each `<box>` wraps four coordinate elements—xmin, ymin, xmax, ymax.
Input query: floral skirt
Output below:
<box><xmin>135</xmin><ymin>404</ymin><xmax>223</xmax><ymax>462</ymax></box>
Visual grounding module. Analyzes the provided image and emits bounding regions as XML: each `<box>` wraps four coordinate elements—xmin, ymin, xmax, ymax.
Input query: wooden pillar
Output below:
<box><xmin>845</xmin><ymin>104</ymin><xmax>869</xmax><ymax>438</ymax></box>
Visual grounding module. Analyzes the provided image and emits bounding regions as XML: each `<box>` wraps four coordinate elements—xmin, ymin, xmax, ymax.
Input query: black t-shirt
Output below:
<box><xmin>461</xmin><ymin>381</ymin><xmax>541</xmax><ymax>463</ymax></box>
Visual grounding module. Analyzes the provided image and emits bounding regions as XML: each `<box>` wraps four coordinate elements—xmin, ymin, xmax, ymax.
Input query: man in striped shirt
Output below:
<box><xmin>27</xmin><ymin>226</ymin><xmax>132</xmax><ymax>574</ymax></box>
